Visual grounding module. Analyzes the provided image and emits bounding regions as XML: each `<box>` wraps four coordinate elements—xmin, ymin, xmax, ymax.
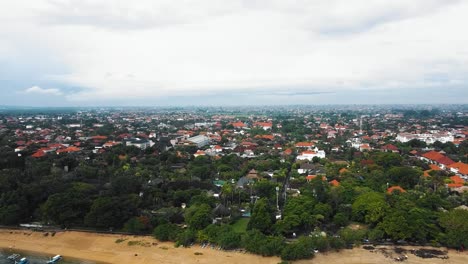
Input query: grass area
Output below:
<box><xmin>115</xmin><ymin>238</ymin><xmax>128</xmax><ymax>243</ymax></box>
<box><xmin>127</xmin><ymin>240</ymin><xmax>151</xmax><ymax>247</ymax></box>
<box><xmin>231</xmin><ymin>218</ymin><xmax>249</xmax><ymax>233</ymax></box>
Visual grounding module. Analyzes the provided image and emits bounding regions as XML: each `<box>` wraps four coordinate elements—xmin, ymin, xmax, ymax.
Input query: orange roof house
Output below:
<box><xmin>339</xmin><ymin>168</ymin><xmax>349</xmax><ymax>174</ymax></box>
<box><xmin>387</xmin><ymin>186</ymin><xmax>406</xmax><ymax>194</ymax></box>
<box><xmin>329</xmin><ymin>179</ymin><xmax>340</xmax><ymax>187</ymax></box>
<box><xmin>103</xmin><ymin>141</ymin><xmax>121</xmax><ymax>148</ymax></box>
<box><xmin>447</xmin><ymin>176</ymin><xmax>465</xmax><ymax>188</ymax></box>
<box><xmin>429</xmin><ymin>164</ymin><xmax>442</xmax><ymax>171</ymax></box>
<box><xmin>450</xmin><ymin>175</ymin><xmax>464</xmax><ymax>184</ymax></box>
<box><xmin>91</xmin><ymin>135</ymin><xmax>108</xmax><ymax>141</ymax></box>
<box><xmin>57</xmin><ymin>146</ymin><xmax>81</xmax><ymax>154</ymax></box>
<box><xmin>254</xmin><ymin>134</ymin><xmax>274</xmax><ymax>140</ymax></box>
<box><xmin>230</xmin><ymin>121</ymin><xmax>246</xmax><ymax>128</ymax></box>
<box><xmin>306</xmin><ymin>175</ymin><xmax>326</xmax><ymax>182</ymax></box>
<box><xmin>381</xmin><ymin>144</ymin><xmax>399</xmax><ymax>152</ymax></box>
<box><xmin>253</xmin><ymin>122</ymin><xmax>273</xmax><ymax>128</ymax></box>
<box><xmin>421</xmin><ymin>151</ymin><xmax>455</xmax><ymax>167</ymax></box>
<box><xmin>448</xmin><ymin>162</ymin><xmax>468</xmax><ymax>175</ymax></box>
<box><xmin>437</xmin><ymin>156</ymin><xmax>455</xmax><ymax>166</ymax></box>
<box><xmin>422</xmin><ymin>151</ymin><xmax>445</xmax><ymax>161</ymax></box>
<box><xmin>295</xmin><ymin>142</ymin><xmax>314</xmax><ymax>148</ymax></box>
<box><xmin>31</xmin><ymin>150</ymin><xmax>46</xmax><ymax>158</ymax></box>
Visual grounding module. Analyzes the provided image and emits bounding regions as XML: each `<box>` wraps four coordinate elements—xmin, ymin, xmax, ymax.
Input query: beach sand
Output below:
<box><xmin>0</xmin><ymin>229</ymin><xmax>279</xmax><ymax>264</ymax></box>
<box><xmin>1</xmin><ymin>229</ymin><xmax>467</xmax><ymax>264</ymax></box>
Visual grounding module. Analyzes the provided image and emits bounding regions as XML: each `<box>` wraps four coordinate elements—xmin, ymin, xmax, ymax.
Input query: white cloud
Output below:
<box><xmin>1</xmin><ymin>0</ymin><xmax>468</xmax><ymax>102</ymax></box>
<box><xmin>23</xmin><ymin>86</ymin><xmax>63</xmax><ymax>96</ymax></box>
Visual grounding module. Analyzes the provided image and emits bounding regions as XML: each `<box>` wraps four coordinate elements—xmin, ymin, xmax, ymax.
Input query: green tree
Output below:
<box><xmin>439</xmin><ymin>209</ymin><xmax>468</xmax><ymax>248</ymax></box>
<box><xmin>84</xmin><ymin>195</ymin><xmax>140</xmax><ymax>229</ymax></box>
<box><xmin>352</xmin><ymin>192</ymin><xmax>388</xmax><ymax>225</ymax></box>
<box><xmin>281</xmin><ymin>236</ymin><xmax>314</xmax><ymax>261</ymax></box>
<box><xmin>275</xmin><ymin>196</ymin><xmax>316</xmax><ymax>235</ymax></box>
<box><xmin>176</xmin><ymin>229</ymin><xmax>197</xmax><ymax>247</ymax></box>
<box><xmin>185</xmin><ymin>204</ymin><xmax>212</xmax><ymax>230</ymax></box>
<box><xmin>242</xmin><ymin>229</ymin><xmax>284</xmax><ymax>256</ymax></box>
<box><xmin>153</xmin><ymin>223</ymin><xmax>181</xmax><ymax>241</ymax></box>
<box><xmin>248</xmin><ymin>198</ymin><xmax>274</xmax><ymax>234</ymax></box>
<box><xmin>387</xmin><ymin>167</ymin><xmax>421</xmax><ymax>189</ymax></box>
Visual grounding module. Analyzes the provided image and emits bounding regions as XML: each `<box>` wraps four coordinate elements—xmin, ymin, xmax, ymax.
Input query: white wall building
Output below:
<box><xmin>125</xmin><ymin>138</ymin><xmax>153</xmax><ymax>149</ymax></box>
<box><xmin>396</xmin><ymin>132</ymin><xmax>454</xmax><ymax>144</ymax></box>
<box><xmin>296</xmin><ymin>148</ymin><xmax>326</xmax><ymax>161</ymax></box>
<box><xmin>186</xmin><ymin>135</ymin><xmax>210</xmax><ymax>148</ymax></box>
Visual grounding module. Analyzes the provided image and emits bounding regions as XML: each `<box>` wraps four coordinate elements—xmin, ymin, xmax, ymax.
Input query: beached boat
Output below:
<box><xmin>46</xmin><ymin>255</ymin><xmax>62</xmax><ymax>263</ymax></box>
<box><xmin>15</xmin><ymin>257</ymin><xmax>29</xmax><ymax>264</ymax></box>
<box><xmin>7</xmin><ymin>253</ymin><xmax>20</xmax><ymax>261</ymax></box>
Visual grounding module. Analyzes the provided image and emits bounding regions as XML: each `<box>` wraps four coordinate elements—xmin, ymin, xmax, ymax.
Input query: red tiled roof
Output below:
<box><xmin>448</xmin><ymin>162</ymin><xmax>468</xmax><ymax>175</ymax></box>
<box><xmin>436</xmin><ymin>156</ymin><xmax>455</xmax><ymax>166</ymax></box>
<box><xmin>32</xmin><ymin>151</ymin><xmax>46</xmax><ymax>158</ymax></box>
<box><xmin>422</xmin><ymin>151</ymin><xmax>445</xmax><ymax>161</ymax></box>
<box><xmin>307</xmin><ymin>175</ymin><xmax>326</xmax><ymax>181</ymax></box>
<box><xmin>382</xmin><ymin>144</ymin><xmax>399</xmax><ymax>151</ymax></box>
<box><xmin>231</xmin><ymin>121</ymin><xmax>246</xmax><ymax>128</ymax></box>
<box><xmin>91</xmin><ymin>135</ymin><xmax>108</xmax><ymax>140</ymax></box>
<box><xmin>295</xmin><ymin>142</ymin><xmax>314</xmax><ymax>147</ymax></box>
<box><xmin>253</xmin><ymin>122</ymin><xmax>273</xmax><ymax>127</ymax></box>
<box><xmin>450</xmin><ymin>175</ymin><xmax>464</xmax><ymax>184</ymax></box>
<box><xmin>329</xmin><ymin>179</ymin><xmax>340</xmax><ymax>187</ymax></box>
<box><xmin>57</xmin><ymin>146</ymin><xmax>81</xmax><ymax>153</ymax></box>
<box><xmin>255</xmin><ymin>134</ymin><xmax>274</xmax><ymax>140</ymax></box>
<box><xmin>387</xmin><ymin>186</ymin><xmax>406</xmax><ymax>194</ymax></box>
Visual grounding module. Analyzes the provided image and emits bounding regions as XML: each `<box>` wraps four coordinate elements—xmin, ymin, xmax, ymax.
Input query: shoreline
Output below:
<box><xmin>0</xmin><ymin>229</ymin><xmax>280</xmax><ymax>264</ymax></box>
<box><xmin>1</xmin><ymin>229</ymin><xmax>468</xmax><ymax>264</ymax></box>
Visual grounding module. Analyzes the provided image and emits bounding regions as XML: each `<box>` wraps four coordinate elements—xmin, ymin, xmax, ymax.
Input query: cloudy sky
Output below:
<box><xmin>1</xmin><ymin>0</ymin><xmax>467</xmax><ymax>106</ymax></box>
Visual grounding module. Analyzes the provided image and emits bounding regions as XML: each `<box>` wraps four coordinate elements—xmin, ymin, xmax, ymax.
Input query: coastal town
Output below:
<box><xmin>0</xmin><ymin>105</ymin><xmax>467</xmax><ymax>262</ymax></box>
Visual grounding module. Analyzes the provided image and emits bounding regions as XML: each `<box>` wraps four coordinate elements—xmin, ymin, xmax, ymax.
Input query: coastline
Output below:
<box><xmin>0</xmin><ymin>229</ymin><xmax>280</xmax><ymax>264</ymax></box>
<box><xmin>1</xmin><ymin>229</ymin><xmax>468</xmax><ymax>264</ymax></box>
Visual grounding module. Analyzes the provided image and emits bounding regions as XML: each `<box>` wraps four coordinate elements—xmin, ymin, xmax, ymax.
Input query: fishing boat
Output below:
<box><xmin>46</xmin><ymin>255</ymin><xmax>62</xmax><ymax>263</ymax></box>
<box><xmin>15</xmin><ymin>257</ymin><xmax>29</xmax><ymax>264</ymax></box>
<box><xmin>6</xmin><ymin>254</ymin><xmax>20</xmax><ymax>261</ymax></box>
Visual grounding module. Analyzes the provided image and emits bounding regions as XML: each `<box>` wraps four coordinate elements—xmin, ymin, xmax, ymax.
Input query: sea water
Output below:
<box><xmin>0</xmin><ymin>249</ymin><xmax>98</xmax><ymax>264</ymax></box>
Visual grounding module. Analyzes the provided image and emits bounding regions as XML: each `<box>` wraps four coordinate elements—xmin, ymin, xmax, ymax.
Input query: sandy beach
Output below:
<box><xmin>1</xmin><ymin>229</ymin><xmax>467</xmax><ymax>264</ymax></box>
<box><xmin>0</xmin><ymin>229</ymin><xmax>279</xmax><ymax>264</ymax></box>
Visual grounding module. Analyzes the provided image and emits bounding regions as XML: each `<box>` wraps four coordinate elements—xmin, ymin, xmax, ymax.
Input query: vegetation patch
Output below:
<box><xmin>231</xmin><ymin>218</ymin><xmax>249</xmax><ymax>233</ymax></box>
<box><xmin>115</xmin><ymin>238</ymin><xmax>128</xmax><ymax>243</ymax></box>
<box><xmin>127</xmin><ymin>240</ymin><xmax>151</xmax><ymax>247</ymax></box>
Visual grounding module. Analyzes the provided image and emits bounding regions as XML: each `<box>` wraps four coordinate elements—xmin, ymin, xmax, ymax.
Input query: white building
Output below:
<box><xmin>186</xmin><ymin>135</ymin><xmax>210</xmax><ymax>148</ymax></box>
<box><xmin>396</xmin><ymin>132</ymin><xmax>454</xmax><ymax>144</ymax></box>
<box><xmin>296</xmin><ymin>148</ymin><xmax>326</xmax><ymax>161</ymax></box>
<box><xmin>125</xmin><ymin>138</ymin><xmax>153</xmax><ymax>149</ymax></box>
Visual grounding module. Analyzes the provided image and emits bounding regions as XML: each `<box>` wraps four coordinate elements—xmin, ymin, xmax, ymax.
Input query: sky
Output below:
<box><xmin>0</xmin><ymin>0</ymin><xmax>467</xmax><ymax>106</ymax></box>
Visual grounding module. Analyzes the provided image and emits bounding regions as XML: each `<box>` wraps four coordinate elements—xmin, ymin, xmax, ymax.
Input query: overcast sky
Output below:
<box><xmin>1</xmin><ymin>0</ymin><xmax>467</xmax><ymax>106</ymax></box>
